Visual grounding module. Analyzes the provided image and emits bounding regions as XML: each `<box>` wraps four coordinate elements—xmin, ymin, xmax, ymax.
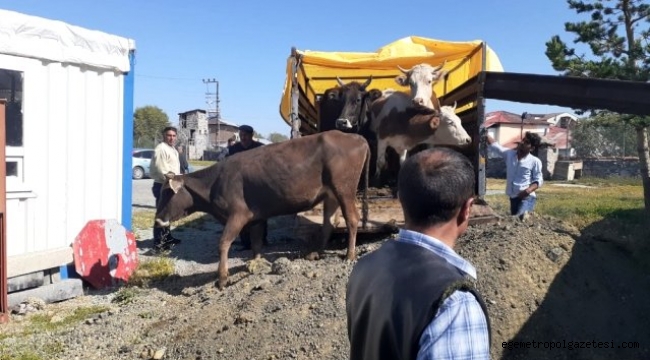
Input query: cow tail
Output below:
<box><xmin>362</xmin><ymin>143</ymin><xmax>370</xmax><ymax>230</ymax></box>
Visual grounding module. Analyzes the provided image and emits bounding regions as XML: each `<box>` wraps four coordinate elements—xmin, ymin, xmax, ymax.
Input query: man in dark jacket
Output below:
<box><xmin>226</xmin><ymin>124</ymin><xmax>268</xmax><ymax>249</ymax></box>
<box><xmin>346</xmin><ymin>147</ymin><xmax>491</xmax><ymax>360</ymax></box>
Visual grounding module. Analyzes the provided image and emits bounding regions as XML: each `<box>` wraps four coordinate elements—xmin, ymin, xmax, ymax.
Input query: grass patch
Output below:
<box><xmin>189</xmin><ymin>160</ymin><xmax>216</xmax><ymax>167</ymax></box>
<box><xmin>568</xmin><ymin>175</ymin><xmax>642</xmax><ymax>187</ymax></box>
<box><xmin>127</xmin><ymin>256</ymin><xmax>176</xmax><ymax>287</ymax></box>
<box><xmin>112</xmin><ymin>287</ymin><xmax>141</xmax><ymax>305</ymax></box>
<box><xmin>131</xmin><ymin>209</ymin><xmax>210</xmax><ymax>233</ymax></box>
<box><xmin>485</xmin><ymin>177</ymin><xmax>645</xmax><ymax>231</ymax></box>
<box><xmin>24</xmin><ymin>305</ymin><xmax>110</xmax><ymax>334</ymax></box>
<box><xmin>0</xmin><ymin>348</ymin><xmax>43</xmax><ymax>360</ymax></box>
<box><xmin>132</xmin><ymin>209</ymin><xmax>155</xmax><ymax>232</ymax></box>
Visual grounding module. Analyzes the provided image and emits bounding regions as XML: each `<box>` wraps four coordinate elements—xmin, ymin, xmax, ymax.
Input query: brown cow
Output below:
<box><xmin>154</xmin><ymin>130</ymin><xmax>370</xmax><ymax>289</ymax></box>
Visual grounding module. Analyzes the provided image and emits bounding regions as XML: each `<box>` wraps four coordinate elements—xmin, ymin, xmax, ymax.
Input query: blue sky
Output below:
<box><xmin>4</xmin><ymin>0</ymin><xmax>583</xmax><ymax>138</ymax></box>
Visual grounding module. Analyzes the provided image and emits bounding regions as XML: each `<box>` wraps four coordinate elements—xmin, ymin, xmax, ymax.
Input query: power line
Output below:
<box><xmin>136</xmin><ymin>74</ymin><xmax>199</xmax><ymax>81</ymax></box>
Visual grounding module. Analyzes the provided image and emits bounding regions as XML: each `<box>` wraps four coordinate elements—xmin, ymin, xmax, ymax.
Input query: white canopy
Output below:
<box><xmin>0</xmin><ymin>9</ymin><xmax>136</xmax><ymax>72</ymax></box>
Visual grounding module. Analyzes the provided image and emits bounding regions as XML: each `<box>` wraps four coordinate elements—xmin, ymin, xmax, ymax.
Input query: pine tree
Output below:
<box><xmin>545</xmin><ymin>0</ymin><xmax>650</xmax><ymax>212</ymax></box>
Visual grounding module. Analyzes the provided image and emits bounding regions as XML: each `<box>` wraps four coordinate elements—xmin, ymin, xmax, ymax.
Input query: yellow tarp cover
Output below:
<box><xmin>279</xmin><ymin>36</ymin><xmax>504</xmax><ymax>127</ymax></box>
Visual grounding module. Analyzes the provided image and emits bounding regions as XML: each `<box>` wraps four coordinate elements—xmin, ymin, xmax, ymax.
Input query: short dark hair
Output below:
<box><xmin>239</xmin><ymin>125</ymin><xmax>254</xmax><ymax>134</ymax></box>
<box><xmin>162</xmin><ymin>126</ymin><xmax>177</xmax><ymax>134</ymax></box>
<box><xmin>398</xmin><ymin>147</ymin><xmax>476</xmax><ymax>227</ymax></box>
<box><xmin>524</xmin><ymin>131</ymin><xmax>541</xmax><ymax>149</ymax></box>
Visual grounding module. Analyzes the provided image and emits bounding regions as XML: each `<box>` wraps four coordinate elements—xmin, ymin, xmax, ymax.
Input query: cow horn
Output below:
<box><xmin>452</xmin><ymin>101</ymin><xmax>457</xmax><ymax>110</ymax></box>
<box><xmin>336</xmin><ymin>77</ymin><xmax>345</xmax><ymax>87</ymax></box>
<box><xmin>433</xmin><ymin>60</ymin><xmax>448</xmax><ymax>72</ymax></box>
<box><xmin>361</xmin><ymin>76</ymin><xmax>373</xmax><ymax>89</ymax></box>
<box><xmin>397</xmin><ymin>65</ymin><xmax>411</xmax><ymax>74</ymax></box>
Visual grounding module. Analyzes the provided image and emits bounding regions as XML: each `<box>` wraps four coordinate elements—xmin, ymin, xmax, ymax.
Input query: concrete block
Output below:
<box><xmin>8</xmin><ymin>279</ymin><xmax>84</xmax><ymax>308</ymax></box>
<box><xmin>7</xmin><ymin>271</ymin><xmax>45</xmax><ymax>293</ymax></box>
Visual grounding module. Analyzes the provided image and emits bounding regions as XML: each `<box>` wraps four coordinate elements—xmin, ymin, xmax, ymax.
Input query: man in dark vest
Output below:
<box><xmin>226</xmin><ymin>124</ymin><xmax>268</xmax><ymax>250</ymax></box>
<box><xmin>346</xmin><ymin>147</ymin><xmax>491</xmax><ymax>360</ymax></box>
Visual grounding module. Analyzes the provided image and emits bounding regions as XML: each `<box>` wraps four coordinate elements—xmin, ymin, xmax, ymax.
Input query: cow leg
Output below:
<box><xmin>375</xmin><ymin>140</ymin><xmax>388</xmax><ymax>182</ymax></box>
<box><xmin>217</xmin><ymin>216</ymin><xmax>247</xmax><ymax>290</ymax></box>
<box><xmin>326</xmin><ymin>187</ymin><xmax>361</xmax><ymax>261</ymax></box>
<box><xmin>398</xmin><ymin>148</ymin><xmax>408</xmax><ymax>164</ymax></box>
<box><xmin>249</xmin><ymin>221</ymin><xmax>266</xmax><ymax>259</ymax></box>
<box><xmin>306</xmin><ymin>195</ymin><xmax>339</xmax><ymax>261</ymax></box>
<box><xmin>338</xmin><ymin>193</ymin><xmax>360</xmax><ymax>261</ymax></box>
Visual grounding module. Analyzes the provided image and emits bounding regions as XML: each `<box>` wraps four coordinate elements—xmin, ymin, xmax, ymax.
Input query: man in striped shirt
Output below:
<box><xmin>346</xmin><ymin>147</ymin><xmax>491</xmax><ymax>360</ymax></box>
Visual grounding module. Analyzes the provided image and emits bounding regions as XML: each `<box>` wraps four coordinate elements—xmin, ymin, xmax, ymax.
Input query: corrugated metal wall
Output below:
<box><xmin>2</xmin><ymin>53</ymin><xmax>125</xmax><ymax>275</ymax></box>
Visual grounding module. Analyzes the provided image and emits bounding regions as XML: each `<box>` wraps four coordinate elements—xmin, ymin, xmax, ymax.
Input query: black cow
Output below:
<box><xmin>318</xmin><ymin>76</ymin><xmax>382</xmax><ymax>135</ymax></box>
<box><xmin>154</xmin><ymin>130</ymin><xmax>371</xmax><ymax>289</ymax></box>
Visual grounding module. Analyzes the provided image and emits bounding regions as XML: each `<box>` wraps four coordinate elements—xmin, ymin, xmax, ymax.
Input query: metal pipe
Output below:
<box><xmin>0</xmin><ymin>99</ymin><xmax>9</xmax><ymax>324</ymax></box>
<box><xmin>290</xmin><ymin>47</ymin><xmax>302</xmax><ymax>139</ymax></box>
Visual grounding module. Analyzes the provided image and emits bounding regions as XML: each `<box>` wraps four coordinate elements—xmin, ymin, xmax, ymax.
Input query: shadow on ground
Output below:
<box><xmin>501</xmin><ymin>209</ymin><xmax>650</xmax><ymax>360</ymax></box>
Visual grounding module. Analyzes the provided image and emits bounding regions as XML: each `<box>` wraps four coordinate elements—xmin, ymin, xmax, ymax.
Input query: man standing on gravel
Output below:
<box><xmin>346</xmin><ymin>147</ymin><xmax>491</xmax><ymax>360</ymax></box>
<box><xmin>149</xmin><ymin>126</ymin><xmax>183</xmax><ymax>251</ymax></box>
<box><xmin>226</xmin><ymin>124</ymin><xmax>268</xmax><ymax>250</ymax></box>
<box><xmin>487</xmin><ymin>131</ymin><xmax>543</xmax><ymax>220</ymax></box>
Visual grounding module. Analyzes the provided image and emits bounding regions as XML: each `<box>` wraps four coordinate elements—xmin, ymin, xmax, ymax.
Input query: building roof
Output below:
<box><xmin>178</xmin><ymin>109</ymin><xmax>206</xmax><ymax>116</ymax></box>
<box><xmin>484</xmin><ymin>111</ymin><xmax>550</xmax><ymax>128</ymax></box>
<box><xmin>207</xmin><ymin>116</ymin><xmax>239</xmax><ymax>128</ymax></box>
<box><xmin>543</xmin><ymin>126</ymin><xmax>571</xmax><ymax>149</ymax></box>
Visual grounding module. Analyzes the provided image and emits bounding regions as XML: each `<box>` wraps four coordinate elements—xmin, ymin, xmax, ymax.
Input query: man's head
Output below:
<box><xmin>238</xmin><ymin>125</ymin><xmax>254</xmax><ymax>148</ymax></box>
<box><xmin>162</xmin><ymin>126</ymin><xmax>177</xmax><ymax>147</ymax></box>
<box><xmin>398</xmin><ymin>147</ymin><xmax>475</xmax><ymax>235</ymax></box>
<box><xmin>518</xmin><ymin>131</ymin><xmax>542</xmax><ymax>155</ymax></box>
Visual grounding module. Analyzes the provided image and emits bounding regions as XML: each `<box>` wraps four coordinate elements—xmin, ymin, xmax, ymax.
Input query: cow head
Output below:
<box><xmin>332</xmin><ymin>76</ymin><xmax>377</xmax><ymax>131</ymax></box>
<box><xmin>430</xmin><ymin>102</ymin><xmax>472</xmax><ymax>146</ymax></box>
<box><xmin>395</xmin><ymin>62</ymin><xmax>447</xmax><ymax>108</ymax></box>
<box><xmin>154</xmin><ymin>173</ymin><xmax>194</xmax><ymax>227</ymax></box>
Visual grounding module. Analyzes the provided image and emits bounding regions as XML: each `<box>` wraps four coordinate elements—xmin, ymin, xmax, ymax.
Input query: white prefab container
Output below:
<box><xmin>0</xmin><ymin>9</ymin><xmax>136</xmax><ymax>279</ymax></box>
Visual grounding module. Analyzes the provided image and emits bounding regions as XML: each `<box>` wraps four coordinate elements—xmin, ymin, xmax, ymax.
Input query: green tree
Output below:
<box><xmin>133</xmin><ymin>105</ymin><xmax>171</xmax><ymax>148</ymax></box>
<box><xmin>545</xmin><ymin>0</ymin><xmax>650</xmax><ymax>211</ymax></box>
<box><xmin>572</xmin><ymin>113</ymin><xmax>637</xmax><ymax>157</ymax></box>
<box><xmin>268</xmin><ymin>132</ymin><xmax>289</xmax><ymax>143</ymax></box>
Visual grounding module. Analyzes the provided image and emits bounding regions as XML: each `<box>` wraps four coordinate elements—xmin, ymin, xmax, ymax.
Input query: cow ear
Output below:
<box><xmin>367</xmin><ymin>89</ymin><xmax>383</xmax><ymax>102</ymax></box>
<box><xmin>429</xmin><ymin>116</ymin><xmax>440</xmax><ymax>129</ymax></box>
<box><xmin>168</xmin><ymin>178</ymin><xmax>184</xmax><ymax>194</ymax></box>
<box><xmin>395</xmin><ymin>75</ymin><xmax>408</xmax><ymax>86</ymax></box>
<box><xmin>432</xmin><ymin>69</ymin><xmax>448</xmax><ymax>82</ymax></box>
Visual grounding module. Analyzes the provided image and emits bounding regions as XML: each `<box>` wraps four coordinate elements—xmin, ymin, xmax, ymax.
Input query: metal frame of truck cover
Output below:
<box><xmin>283</xmin><ymin>42</ymin><xmax>650</xmax><ymax>200</ymax></box>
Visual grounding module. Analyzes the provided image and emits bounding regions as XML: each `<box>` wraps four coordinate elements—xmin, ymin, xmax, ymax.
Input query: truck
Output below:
<box><xmin>278</xmin><ymin>36</ymin><xmax>650</xmax><ymax>234</ymax></box>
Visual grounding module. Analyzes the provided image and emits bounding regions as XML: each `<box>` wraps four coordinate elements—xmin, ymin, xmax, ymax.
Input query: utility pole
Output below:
<box><xmin>202</xmin><ymin>78</ymin><xmax>220</xmax><ymax>147</ymax></box>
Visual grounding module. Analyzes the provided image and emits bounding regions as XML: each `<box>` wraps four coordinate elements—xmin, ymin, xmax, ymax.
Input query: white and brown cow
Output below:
<box><xmin>395</xmin><ymin>61</ymin><xmax>447</xmax><ymax>110</ymax></box>
<box><xmin>368</xmin><ymin>97</ymin><xmax>472</xmax><ymax>180</ymax></box>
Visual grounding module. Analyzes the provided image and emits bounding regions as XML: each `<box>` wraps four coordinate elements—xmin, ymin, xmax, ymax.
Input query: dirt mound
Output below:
<box><xmin>2</xmin><ymin>212</ymin><xmax>649</xmax><ymax>360</ymax></box>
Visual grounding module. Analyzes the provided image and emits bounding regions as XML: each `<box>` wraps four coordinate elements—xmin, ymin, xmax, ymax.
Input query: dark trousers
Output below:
<box><xmin>240</xmin><ymin>220</ymin><xmax>269</xmax><ymax>249</ymax></box>
<box><xmin>152</xmin><ymin>182</ymin><xmax>170</xmax><ymax>244</ymax></box>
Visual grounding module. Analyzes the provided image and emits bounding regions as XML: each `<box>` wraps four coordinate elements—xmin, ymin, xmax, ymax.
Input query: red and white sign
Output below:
<box><xmin>73</xmin><ymin>219</ymin><xmax>139</xmax><ymax>289</ymax></box>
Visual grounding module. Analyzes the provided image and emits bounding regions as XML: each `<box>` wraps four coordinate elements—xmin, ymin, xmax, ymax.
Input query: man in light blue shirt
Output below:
<box><xmin>487</xmin><ymin>131</ymin><xmax>543</xmax><ymax>218</ymax></box>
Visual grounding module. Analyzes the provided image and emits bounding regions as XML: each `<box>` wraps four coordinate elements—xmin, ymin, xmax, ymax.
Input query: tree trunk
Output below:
<box><xmin>636</xmin><ymin>127</ymin><xmax>650</xmax><ymax>212</ymax></box>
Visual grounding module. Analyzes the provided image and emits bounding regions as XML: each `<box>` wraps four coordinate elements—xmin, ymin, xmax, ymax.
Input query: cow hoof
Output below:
<box><xmin>305</xmin><ymin>252</ymin><xmax>320</xmax><ymax>261</ymax></box>
<box><xmin>216</xmin><ymin>278</ymin><xmax>227</xmax><ymax>290</ymax></box>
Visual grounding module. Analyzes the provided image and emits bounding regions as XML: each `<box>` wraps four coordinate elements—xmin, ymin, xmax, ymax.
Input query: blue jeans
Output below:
<box><xmin>509</xmin><ymin>196</ymin><xmax>537</xmax><ymax>217</ymax></box>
